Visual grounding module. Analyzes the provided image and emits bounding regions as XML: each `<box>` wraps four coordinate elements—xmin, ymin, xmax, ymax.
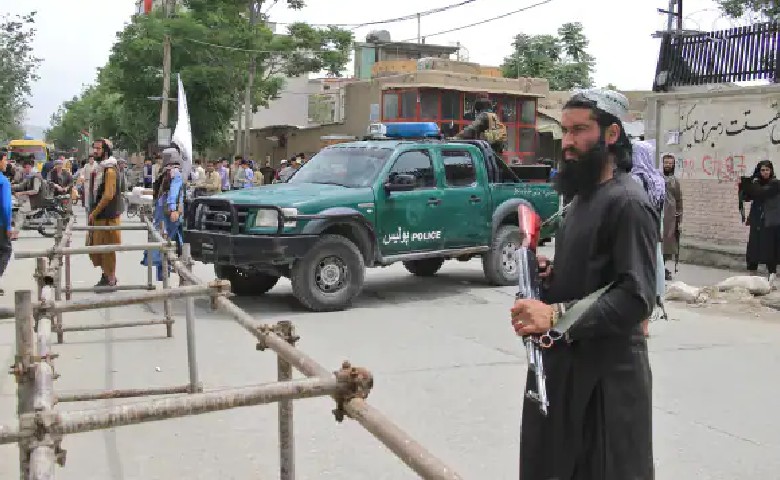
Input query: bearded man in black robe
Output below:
<box><xmin>510</xmin><ymin>88</ymin><xmax>658</xmax><ymax>480</ymax></box>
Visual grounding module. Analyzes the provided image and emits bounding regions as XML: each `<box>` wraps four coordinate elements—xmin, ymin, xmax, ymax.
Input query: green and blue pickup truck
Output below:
<box><xmin>184</xmin><ymin>122</ymin><xmax>560</xmax><ymax>311</ymax></box>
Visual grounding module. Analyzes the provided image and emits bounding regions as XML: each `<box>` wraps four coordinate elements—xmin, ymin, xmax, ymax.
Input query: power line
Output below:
<box><xmin>399</xmin><ymin>0</ymin><xmax>553</xmax><ymax>42</ymax></box>
<box><xmin>263</xmin><ymin>0</ymin><xmax>280</xmax><ymax>15</ymax></box>
<box><xmin>271</xmin><ymin>0</ymin><xmax>479</xmax><ymax>28</ymax></box>
<box><xmin>184</xmin><ymin>37</ymin><xmax>339</xmax><ymax>55</ymax></box>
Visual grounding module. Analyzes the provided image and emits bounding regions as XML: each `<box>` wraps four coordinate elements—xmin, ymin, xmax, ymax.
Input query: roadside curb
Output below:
<box><xmin>760</xmin><ymin>293</ymin><xmax>780</xmax><ymax>312</ymax></box>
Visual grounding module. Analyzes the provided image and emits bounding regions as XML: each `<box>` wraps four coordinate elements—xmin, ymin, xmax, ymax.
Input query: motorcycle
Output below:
<box><xmin>12</xmin><ymin>193</ymin><xmax>71</xmax><ymax>238</ymax></box>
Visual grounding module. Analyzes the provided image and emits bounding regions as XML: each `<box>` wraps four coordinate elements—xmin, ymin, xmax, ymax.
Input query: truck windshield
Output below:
<box><xmin>288</xmin><ymin>147</ymin><xmax>392</xmax><ymax>188</ymax></box>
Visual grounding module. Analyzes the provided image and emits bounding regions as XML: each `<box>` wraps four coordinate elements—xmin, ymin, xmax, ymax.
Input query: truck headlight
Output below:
<box><xmin>254</xmin><ymin>208</ymin><xmax>298</xmax><ymax>229</ymax></box>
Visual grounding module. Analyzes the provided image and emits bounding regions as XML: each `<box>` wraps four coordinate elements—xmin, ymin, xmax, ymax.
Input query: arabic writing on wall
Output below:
<box><xmin>663</xmin><ymin>98</ymin><xmax>780</xmax><ymax>181</ymax></box>
<box><xmin>675</xmin><ymin>154</ymin><xmax>748</xmax><ymax>183</ymax></box>
<box><xmin>678</xmin><ymin>101</ymin><xmax>780</xmax><ymax>150</ymax></box>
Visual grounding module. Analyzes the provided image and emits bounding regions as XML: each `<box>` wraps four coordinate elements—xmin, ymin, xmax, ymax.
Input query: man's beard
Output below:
<box><xmin>554</xmin><ymin>137</ymin><xmax>610</xmax><ymax>199</ymax></box>
<box><xmin>663</xmin><ymin>167</ymin><xmax>674</xmax><ymax>176</ymax></box>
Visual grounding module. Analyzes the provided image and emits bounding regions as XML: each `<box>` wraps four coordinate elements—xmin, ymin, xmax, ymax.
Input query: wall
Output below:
<box><xmin>249</xmin><ymin>76</ymin><xmax>313</xmax><ymax>129</ymax></box>
<box><xmin>648</xmin><ymin>85</ymin><xmax>780</xmax><ymax>264</ymax></box>
<box><xmin>249</xmin><ymin>81</ymin><xmax>380</xmax><ymax>164</ymax></box>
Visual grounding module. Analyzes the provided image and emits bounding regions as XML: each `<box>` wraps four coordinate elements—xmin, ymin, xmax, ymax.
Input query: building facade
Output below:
<box><xmin>379</xmin><ymin>83</ymin><xmax>540</xmax><ymax>164</ymax></box>
<box><xmin>248</xmin><ymin>69</ymin><xmax>549</xmax><ymax>166</ymax></box>
<box><xmin>646</xmin><ymin>85</ymin><xmax>780</xmax><ymax>266</ymax></box>
<box><xmin>353</xmin><ymin>31</ymin><xmax>460</xmax><ymax>80</ymax></box>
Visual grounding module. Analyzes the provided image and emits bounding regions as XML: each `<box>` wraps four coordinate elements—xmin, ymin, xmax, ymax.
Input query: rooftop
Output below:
<box><xmin>354</xmin><ymin>41</ymin><xmax>460</xmax><ymax>54</ymax></box>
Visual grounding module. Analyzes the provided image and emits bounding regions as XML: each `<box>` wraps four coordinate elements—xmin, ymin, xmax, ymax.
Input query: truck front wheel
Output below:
<box><xmin>291</xmin><ymin>235</ymin><xmax>366</xmax><ymax>312</ymax></box>
<box><xmin>482</xmin><ymin>224</ymin><xmax>521</xmax><ymax>286</ymax></box>
<box><xmin>215</xmin><ymin>265</ymin><xmax>279</xmax><ymax>297</ymax></box>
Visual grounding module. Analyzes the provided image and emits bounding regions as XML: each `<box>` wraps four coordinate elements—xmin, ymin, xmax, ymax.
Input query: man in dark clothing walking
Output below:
<box><xmin>510</xmin><ymin>88</ymin><xmax>657</xmax><ymax>480</ymax></box>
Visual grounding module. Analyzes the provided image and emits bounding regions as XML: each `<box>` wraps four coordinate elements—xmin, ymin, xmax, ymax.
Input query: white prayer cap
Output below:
<box><xmin>568</xmin><ymin>88</ymin><xmax>630</xmax><ymax>121</ymax></box>
<box><xmin>161</xmin><ymin>147</ymin><xmax>182</xmax><ymax>167</ymax></box>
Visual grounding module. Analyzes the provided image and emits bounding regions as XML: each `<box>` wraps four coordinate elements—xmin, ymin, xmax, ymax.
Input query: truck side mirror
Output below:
<box><xmin>384</xmin><ymin>173</ymin><xmax>416</xmax><ymax>194</ymax></box>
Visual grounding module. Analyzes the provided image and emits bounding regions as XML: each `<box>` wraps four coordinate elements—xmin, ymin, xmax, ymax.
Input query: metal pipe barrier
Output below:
<box><xmin>2</xmin><ymin>212</ymin><xmax>464</xmax><ymax>480</ymax></box>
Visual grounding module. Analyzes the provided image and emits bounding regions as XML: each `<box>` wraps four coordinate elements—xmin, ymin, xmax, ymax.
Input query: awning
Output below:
<box><xmin>536</xmin><ymin>115</ymin><xmax>562</xmax><ymax>140</ymax></box>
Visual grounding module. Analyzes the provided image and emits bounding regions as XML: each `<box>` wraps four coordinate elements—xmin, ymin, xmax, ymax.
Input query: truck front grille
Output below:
<box><xmin>198</xmin><ymin>204</ymin><xmax>249</xmax><ymax>232</ymax></box>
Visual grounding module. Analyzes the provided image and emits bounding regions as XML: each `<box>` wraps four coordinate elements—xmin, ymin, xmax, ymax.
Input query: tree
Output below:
<box><xmin>715</xmin><ymin>0</ymin><xmax>780</xmax><ymax>21</ymax></box>
<box><xmin>0</xmin><ymin>11</ymin><xmax>42</xmax><ymax>140</ymax></box>
<box><xmin>47</xmin><ymin>0</ymin><xmax>353</xmax><ymax>153</ymax></box>
<box><xmin>501</xmin><ymin>22</ymin><xmax>594</xmax><ymax>91</ymax></box>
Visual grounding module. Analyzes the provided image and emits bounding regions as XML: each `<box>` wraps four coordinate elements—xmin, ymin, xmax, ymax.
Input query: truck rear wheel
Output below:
<box><xmin>482</xmin><ymin>224</ymin><xmax>521</xmax><ymax>286</ymax></box>
<box><xmin>403</xmin><ymin>258</ymin><xmax>444</xmax><ymax>277</ymax></box>
<box><xmin>215</xmin><ymin>265</ymin><xmax>279</xmax><ymax>297</ymax></box>
<box><xmin>291</xmin><ymin>235</ymin><xmax>365</xmax><ymax>312</ymax></box>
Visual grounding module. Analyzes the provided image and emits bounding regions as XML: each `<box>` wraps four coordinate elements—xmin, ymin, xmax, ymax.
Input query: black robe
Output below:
<box><xmin>520</xmin><ymin>172</ymin><xmax>658</xmax><ymax>480</ymax></box>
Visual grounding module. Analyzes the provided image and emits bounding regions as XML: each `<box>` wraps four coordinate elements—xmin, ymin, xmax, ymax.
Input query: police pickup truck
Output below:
<box><xmin>184</xmin><ymin>122</ymin><xmax>559</xmax><ymax>311</ymax></box>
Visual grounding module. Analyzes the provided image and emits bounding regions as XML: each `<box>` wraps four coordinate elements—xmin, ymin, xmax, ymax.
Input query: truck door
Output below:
<box><xmin>436</xmin><ymin>147</ymin><xmax>490</xmax><ymax>248</ymax></box>
<box><xmin>375</xmin><ymin>149</ymin><xmax>446</xmax><ymax>255</ymax></box>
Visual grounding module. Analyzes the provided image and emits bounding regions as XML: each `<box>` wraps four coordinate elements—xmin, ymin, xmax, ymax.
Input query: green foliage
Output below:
<box><xmin>46</xmin><ymin>0</ymin><xmax>353</xmax><ymax>153</ymax></box>
<box><xmin>715</xmin><ymin>0</ymin><xmax>780</xmax><ymax>20</ymax></box>
<box><xmin>0</xmin><ymin>11</ymin><xmax>42</xmax><ymax>140</ymax></box>
<box><xmin>501</xmin><ymin>22</ymin><xmax>595</xmax><ymax>91</ymax></box>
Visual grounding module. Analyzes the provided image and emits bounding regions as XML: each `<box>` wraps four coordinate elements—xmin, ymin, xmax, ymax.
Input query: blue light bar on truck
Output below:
<box><xmin>367</xmin><ymin>122</ymin><xmax>441</xmax><ymax>139</ymax></box>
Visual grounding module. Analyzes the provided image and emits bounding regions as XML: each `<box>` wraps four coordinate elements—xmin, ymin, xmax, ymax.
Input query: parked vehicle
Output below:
<box><xmin>184</xmin><ymin>122</ymin><xmax>560</xmax><ymax>312</ymax></box>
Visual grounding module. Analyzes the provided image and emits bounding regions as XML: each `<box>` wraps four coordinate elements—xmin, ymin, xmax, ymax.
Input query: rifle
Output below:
<box><xmin>515</xmin><ymin>200</ymin><xmax>608</xmax><ymax>415</ymax></box>
<box><xmin>515</xmin><ymin>200</ymin><xmax>548</xmax><ymax>415</ymax></box>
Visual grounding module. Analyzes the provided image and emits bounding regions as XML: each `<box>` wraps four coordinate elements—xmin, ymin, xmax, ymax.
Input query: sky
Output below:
<box><xmin>3</xmin><ymin>0</ymin><xmax>750</xmax><ymax>131</ymax></box>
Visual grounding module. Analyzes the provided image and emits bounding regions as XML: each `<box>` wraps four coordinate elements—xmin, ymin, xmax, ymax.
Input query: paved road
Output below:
<box><xmin>0</xmin><ymin>213</ymin><xmax>778</xmax><ymax>479</ymax></box>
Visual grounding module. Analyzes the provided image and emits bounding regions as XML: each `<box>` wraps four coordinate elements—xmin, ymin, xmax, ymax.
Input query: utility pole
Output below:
<box><xmin>241</xmin><ymin>0</ymin><xmax>259</xmax><ymax>160</ymax></box>
<box><xmin>653</xmin><ymin>0</ymin><xmax>684</xmax><ymax>37</ymax></box>
<box><xmin>159</xmin><ymin>0</ymin><xmax>174</xmax><ymax>147</ymax></box>
<box><xmin>417</xmin><ymin>13</ymin><xmax>421</xmax><ymax>44</ymax></box>
<box><xmin>676</xmin><ymin>0</ymin><xmax>683</xmax><ymax>31</ymax></box>
<box><xmin>234</xmin><ymin>101</ymin><xmax>243</xmax><ymax>157</ymax></box>
<box><xmin>665</xmin><ymin>0</ymin><xmax>676</xmax><ymax>31</ymax></box>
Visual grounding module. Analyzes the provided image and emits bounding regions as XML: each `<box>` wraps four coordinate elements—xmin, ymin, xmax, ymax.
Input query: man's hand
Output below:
<box><xmin>87</xmin><ymin>213</ymin><xmax>95</xmax><ymax>225</ymax></box>
<box><xmin>8</xmin><ymin>230</ymin><xmax>17</xmax><ymax>241</ymax></box>
<box><xmin>537</xmin><ymin>255</ymin><xmax>553</xmax><ymax>279</ymax></box>
<box><xmin>511</xmin><ymin>299</ymin><xmax>554</xmax><ymax>336</ymax></box>
<box><xmin>170</xmin><ymin>211</ymin><xmax>180</xmax><ymax>223</ymax></box>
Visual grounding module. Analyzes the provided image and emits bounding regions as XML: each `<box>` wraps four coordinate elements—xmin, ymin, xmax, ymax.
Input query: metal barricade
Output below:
<box><xmin>2</xmin><ymin>213</ymin><xmax>463</xmax><ymax>480</ymax></box>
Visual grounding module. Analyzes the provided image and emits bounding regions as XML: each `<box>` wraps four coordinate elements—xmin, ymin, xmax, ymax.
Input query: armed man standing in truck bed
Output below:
<box><xmin>454</xmin><ymin>93</ymin><xmax>507</xmax><ymax>156</ymax></box>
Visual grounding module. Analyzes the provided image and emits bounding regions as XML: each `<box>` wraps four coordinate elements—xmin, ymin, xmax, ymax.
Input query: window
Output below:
<box><xmin>441</xmin><ymin>91</ymin><xmax>460</xmax><ymax>120</ymax></box>
<box><xmin>383</xmin><ymin>93</ymin><xmax>398</xmax><ymax>120</ymax></box>
<box><xmin>442</xmin><ymin>150</ymin><xmax>476</xmax><ymax>187</ymax></box>
<box><xmin>420</xmin><ymin>90</ymin><xmax>439</xmax><ymax>119</ymax></box>
<box><xmin>400</xmin><ymin>91</ymin><xmax>417</xmax><ymax>118</ymax></box>
<box><xmin>506</xmin><ymin>126</ymin><xmax>518</xmax><ymax>153</ymax></box>
<box><xmin>519</xmin><ymin>128</ymin><xmax>536</xmax><ymax>153</ymax></box>
<box><xmin>289</xmin><ymin>147</ymin><xmax>392</xmax><ymax>188</ymax></box>
<box><xmin>388</xmin><ymin>150</ymin><xmax>435</xmax><ymax>189</ymax></box>
<box><xmin>463</xmin><ymin>94</ymin><xmax>477</xmax><ymax>121</ymax></box>
<box><xmin>520</xmin><ymin>99</ymin><xmax>536</xmax><ymax>124</ymax></box>
<box><xmin>499</xmin><ymin>97</ymin><xmax>517</xmax><ymax>122</ymax></box>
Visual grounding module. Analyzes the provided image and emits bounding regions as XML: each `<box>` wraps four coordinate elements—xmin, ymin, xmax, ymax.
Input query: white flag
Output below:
<box><xmin>172</xmin><ymin>73</ymin><xmax>193</xmax><ymax>181</ymax></box>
